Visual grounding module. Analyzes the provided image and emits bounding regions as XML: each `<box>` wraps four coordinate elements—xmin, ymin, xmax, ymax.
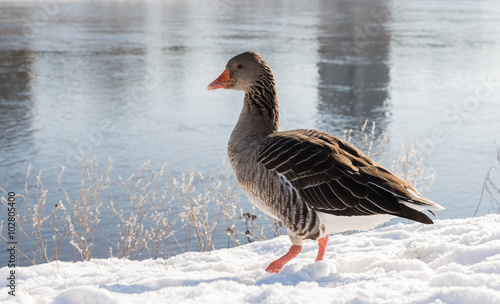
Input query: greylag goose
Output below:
<box><xmin>207</xmin><ymin>51</ymin><xmax>444</xmax><ymax>273</ymax></box>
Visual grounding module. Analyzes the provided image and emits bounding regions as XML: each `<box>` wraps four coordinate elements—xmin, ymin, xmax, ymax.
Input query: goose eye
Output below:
<box><xmin>236</xmin><ymin>64</ymin><xmax>243</xmax><ymax>69</ymax></box>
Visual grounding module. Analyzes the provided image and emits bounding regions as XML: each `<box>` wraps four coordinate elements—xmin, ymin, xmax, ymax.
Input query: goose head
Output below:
<box><xmin>207</xmin><ymin>51</ymin><xmax>274</xmax><ymax>93</ymax></box>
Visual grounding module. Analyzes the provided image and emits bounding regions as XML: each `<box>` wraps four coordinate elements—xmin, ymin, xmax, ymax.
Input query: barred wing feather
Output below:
<box><xmin>257</xmin><ymin>129</ymin><xmax>438</xmax><ymax>224</ymax></box>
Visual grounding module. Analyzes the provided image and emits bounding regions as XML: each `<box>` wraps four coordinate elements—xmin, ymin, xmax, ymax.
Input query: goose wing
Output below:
<box><xmin>257</xmin><ymin>129</ymin><xmax>436</xmax><ymax>224</ymax></box>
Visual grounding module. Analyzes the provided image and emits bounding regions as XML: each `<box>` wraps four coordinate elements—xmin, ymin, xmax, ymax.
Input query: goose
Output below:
<box><xmin>207</xmin><ymin>51</ymin><xmax>444</xmax><ymax>273</ymax></box>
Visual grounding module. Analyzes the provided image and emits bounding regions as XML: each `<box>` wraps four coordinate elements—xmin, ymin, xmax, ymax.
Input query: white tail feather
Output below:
<box><xmin>402</xmin><ymin>188</ymin><xmax>444</xmax><ymax>211</ymax></box>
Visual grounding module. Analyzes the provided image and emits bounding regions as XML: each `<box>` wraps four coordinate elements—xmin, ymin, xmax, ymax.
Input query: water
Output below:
<box><xmin>1</xmin><ymin>0</ymin><xmax>500</xmax><ymax>265</ymax></box>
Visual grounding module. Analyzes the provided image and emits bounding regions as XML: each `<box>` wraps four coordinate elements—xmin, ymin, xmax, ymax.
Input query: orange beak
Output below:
<box><xmin>207</xmin><ymin>68</ymin><xmax>233</xmax><ymax>90</ymax></box>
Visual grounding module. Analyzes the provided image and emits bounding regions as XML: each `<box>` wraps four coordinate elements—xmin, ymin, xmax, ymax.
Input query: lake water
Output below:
<box><xmin>1</xmin><ymin>0</ymin><xmax>500</xmax><ymax>265</ymax></box>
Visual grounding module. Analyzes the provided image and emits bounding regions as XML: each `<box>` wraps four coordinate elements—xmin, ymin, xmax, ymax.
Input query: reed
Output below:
<box><xmin>475</xmin><ymin>147</ymin><xmax>500</xmax><ymax>216</ymax></box>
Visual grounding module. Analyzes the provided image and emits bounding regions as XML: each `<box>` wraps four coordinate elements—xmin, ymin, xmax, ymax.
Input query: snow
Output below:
<box><xmin>2</xmin><ymin>215</ymin><xmax>500</xmax><ymax>304</ymax></box>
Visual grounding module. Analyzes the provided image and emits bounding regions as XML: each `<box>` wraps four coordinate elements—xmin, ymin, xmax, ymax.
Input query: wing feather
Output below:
<box><xmin>257</xmin><ymin>130</ymin><xmax>436</xmax><ymax>224</ymax></box>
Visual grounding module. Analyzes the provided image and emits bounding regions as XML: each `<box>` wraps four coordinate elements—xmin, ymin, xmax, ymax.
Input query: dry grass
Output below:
<box><xmin>475</xmin><ymin>147</ymin><xmax>500</xmax><ymax>216</ymax></box>
<box><xmin>0</xmin><ymin>121</ymin><xmax>436</xmax><ymax>266</ymax></box>
<box><xmin>0</xmin><ymin>156</ymin><xmax>282</xmax><ymax>266</ymax></box>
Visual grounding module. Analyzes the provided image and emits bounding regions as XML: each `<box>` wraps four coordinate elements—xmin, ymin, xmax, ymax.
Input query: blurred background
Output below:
<box><xmin>1</xmin><ymin>0</ymin><xmax>500</xmax><ymax>265</ymax></box>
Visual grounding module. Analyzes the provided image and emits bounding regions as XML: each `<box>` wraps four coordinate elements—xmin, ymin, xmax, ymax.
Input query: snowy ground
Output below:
<box><xmin>2</xmin><ymin>215</ymin><xmax>500</xmax><ymax>304</ymax></box>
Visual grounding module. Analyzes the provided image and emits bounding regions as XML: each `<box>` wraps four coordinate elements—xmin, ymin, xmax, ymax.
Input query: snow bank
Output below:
<box><xmin>2</xmin><ymin>215</ymin><xmax>500</xmax><ymax>304</ymax></box>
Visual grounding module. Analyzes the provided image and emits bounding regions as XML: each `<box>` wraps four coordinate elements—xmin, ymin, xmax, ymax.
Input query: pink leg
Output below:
<box><xmin>315</xmin><ymin>235</ymin><xmax>329</xmax><ymax>262</ymax></box>
<box><xmin>265</xmin><ymin>245</ymin><xmax>302</xmax><ymax>273</ymax></box>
